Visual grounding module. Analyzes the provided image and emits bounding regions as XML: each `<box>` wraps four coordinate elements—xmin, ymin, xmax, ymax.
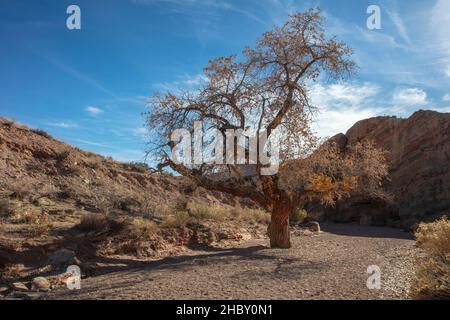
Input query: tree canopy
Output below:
<box><xmin>145</xmin><ymin>8</ymin><xmax>388</xmax><ymax>248</ymax></box>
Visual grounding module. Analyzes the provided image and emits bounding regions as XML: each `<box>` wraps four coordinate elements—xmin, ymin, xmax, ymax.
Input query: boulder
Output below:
<box><xmin>0</xmin><ymin>286</ymin><xmax>9</xmax><ymax>294</ymax></box>
<box><xmin>299</xmin><ymin>221</ymin><xmax>321</xmax><ymax>233</ymax></box>
<box><xmin>31</xmin><ymin>277</ymin><xmax>51</xmax><ymax>292</ymax></box>
<box><xmin>11</xmin><ymin>282</ymin><xmax>28</xmax><ymax>292</ymax></box>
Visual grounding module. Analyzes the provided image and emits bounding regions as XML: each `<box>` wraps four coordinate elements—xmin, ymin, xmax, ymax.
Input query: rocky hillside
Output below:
<box><xmin>322</xmin><ymin>110</ymin><xmax>450</xmax><ymax>227</ymax></box>
<box><xmin>0</xmin><ymin>117</ymin><xmax>267</xmax><ymax>285</ymax></box>
<box><xmin>0</xmin><ymin>117</ymin><xmax>253</xmax><ymax>215</ymax></box>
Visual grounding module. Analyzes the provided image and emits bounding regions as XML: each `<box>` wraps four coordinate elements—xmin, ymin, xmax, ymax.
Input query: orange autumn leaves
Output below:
<box><xmin>305</xmin><ymin>174</ymin><xmax>358</xmax><ymax>205</ymax></box>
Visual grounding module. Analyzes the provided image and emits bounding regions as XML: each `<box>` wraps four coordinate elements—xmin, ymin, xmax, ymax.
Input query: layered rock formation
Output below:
<box><xmin>322</xmin><ymin>110</ymin><xmax>450</xmax><ymax>227</ymax></box>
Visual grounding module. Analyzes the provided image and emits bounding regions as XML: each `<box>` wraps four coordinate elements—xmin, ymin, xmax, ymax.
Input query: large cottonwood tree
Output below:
<box><xmin>146</xmin><ymin>9</ymin><xmax>388</xmax><ymax>248</ymax></box>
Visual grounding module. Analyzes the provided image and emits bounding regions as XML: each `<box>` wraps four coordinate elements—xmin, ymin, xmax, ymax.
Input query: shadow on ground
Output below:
<box><xmin>320</xmin><ymin>223</ymin><xmax>413</xmax><ymax>240</ymax></box>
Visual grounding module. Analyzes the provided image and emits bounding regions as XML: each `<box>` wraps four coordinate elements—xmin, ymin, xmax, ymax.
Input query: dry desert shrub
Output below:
<box><xmin>77</xmin><ymin>213</ymin><xmax>110</xmax><ymax>232</ymax></box>
<box><xmin>234</xmin><ymin>207</ymin><xmax>270</xmax><ymax>224</ymax></box>
<box><xmin>186</xmin><ymin>200</ymin><xmax>230</xmax><ymax>221</ymax></box>
<box><xmin>7</xmin><ymin>208</ymin><xmax>53</xmax><ymax>237</ymax></box>
<box><xmin>411</xmin><ymin>216</ymin><xmax>450</xmax><ymax>299</ymax></box>
<box><xmin>1</xmin><ymin>117</ymin><xmax>16</xmax><ymax>128</ymax></box>
<box><xmin>10</xmin><ymin>208</ymin><xmax>47</xmax><ymax>225</ymax></box>
<box><xmin>28</xmin><ymin>222</ymin><xmax>53</xmax><ymax>237</ymax></box>
<box><xmin>124</xmin><ymin>162</ymin><xmax>150</xmax><ymax>173</ymax></box>
<box><xmin>0</xmin><ymin>223</ymin><xmax>5</xmax><ymax>236</ymax></box>
<box><xmin>124</xmin><ymin>217</ymin><xmax>159</xmax><ymax>237</ymax></box>
<box><xmin>0</xmin><ymin>263</ymin><xmax>24</xmax><ymax>280</ymax></box>
<box><xmin>55</xmin><ymin>149</ymin><xmax>71</xmax><ymax>161</ymax></box>
<box><xmin>89</xmin><ymin>190</ymin><xmax>115</xmax><ymax>215</ymax></box>
<box><xmin>0</xmin><ymin>198</ymin><xmax>15</xmax><ymax>217</ymax></box>
<box><xmin>138</xmin><ymin>192</ymin><xmax>172</xmax><ymax>218</ymax></box>
<box><xmin>184</xmin><ymin>199</ymin><xmax>270</xmax><ymax>224</ymax></box>
<box><xmin>9</xmin><ymin>180</ymin><xmax>33</xmax><ymax>201</ymax></box>
<box><xmin>162</xmin><ymin>211</ymin><xmax>191</xmax><ymax>228</ymax></box>
<box><xmin>86</xmin><ymin>160</ymin><xmax>100</xmax><ymax>170</ymax></box>
<box><xmin>31</xmin><ymin>128</ymin><xmax>52</xmax><ymax>139</ymax></box>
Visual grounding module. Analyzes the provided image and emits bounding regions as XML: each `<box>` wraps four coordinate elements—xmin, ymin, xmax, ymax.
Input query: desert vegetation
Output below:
<box><xmin>1</xmin><ymin>6</ymin><xmax>449</xmax><ymax>301</ymax></box>
<box><xmin>411</xmin><ymin>216</ymin><xmax>450</xmax><ymax>299</ymax></box>
<box><xmin>1</xmin><ymin>115</ymin><xmax>277</xmax><ymax>292</ymax></box>
<box><xmin>146</xmin><ymin>8</ymin><xmax>389</xmax><ymax>248</ymax></box>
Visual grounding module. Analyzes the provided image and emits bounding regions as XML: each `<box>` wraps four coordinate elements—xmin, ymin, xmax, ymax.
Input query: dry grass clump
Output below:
<box><xmin>9</xmin><ymin>181</ymin><xmax>32</xmax><ymax>201</ymax></box>
<box><xmin>232</xmin><ymin>207</ymin><xmax>270</xmax><ymax>224</ymax></box>
<box><xmin>124</xmin><ymin>162</ymin><xmax>150</xmax><ymax>173</ymax></box>
<box><xmin>28</xmin><ymin>222</ymin><xmax>53</xmax><ymax>237</ymax></box>
<box><xmin>55</xmin><ymin>149</ymin><xmax>71</xmax><ymax>161</ymax></box>
<box><xmin>162</xmin><ymin>211</ymin><xmax>191</xmax><ymax>228</ymax></box>
<box><xmin>31</xmin><ymin>128</ymin><xmax>52</xmax><ymax>139</ymax></box>
<box><xmin>138</xmin><ymin>193</ymin><xmax>172</xmax><ymax>218</ymax></box>
<box><xmin>1</xmin><ymin>117</ymin><xmax>16</xmax><ymax>128</ymax></box>
<box><xmin>0</xmin><ymin>198</ymin><xmax>15</xmax><ymax>217</ymax></box>
<box><xmin>4</xmin><ymin>207</ymin><xmax>53</xmax><ymax>237</ymax></box>
<box><xmin>411</xmin><ymin>216</ymin><xmax>450</xmax><ymax>300</ymax></box>
<box><xmin>0</xmin><ymin>263</ymin><xmax>24</xmax><ymax>280</ymax></box>
<box><xmin>10</xmin><ymin>208</ymin><xmax>47</xmax><ymax>225</ymax></box>
<box><xmin>0</xmin><ymin>223</ymin><xmax>5</xmax><ymax>236</ymax></box>
<box><xmin>86</xmin><ymin>160</ymin><xmax>100</xmax><ymax>170</ymax></box>
<box><xmin>124</xmin><ymin>217</ymin><xmax>160</xmax><ymax>238</ymax></box>
<box><xmin>90</xmin><ymin>191</ymin><xmax>115</xmax><ymax>216</ymax></box>
<box><xmin>186</xmin><ymin>200</ymin><xmax>229</xmax><ymax>221</ymax></box>
<box><xmin>77</xmin><ymin>213</ymin><xmax>111</xmax><ymax>232</ymax></box>
<box><xmin>183</xmin><ymin>200</ymin><xmax>270</xmax><ymax>224</ymax></box>
<box><xmin>77</xmin><ymin>213</ymin><xmax>159</xmax><ymax>240</ymax></box>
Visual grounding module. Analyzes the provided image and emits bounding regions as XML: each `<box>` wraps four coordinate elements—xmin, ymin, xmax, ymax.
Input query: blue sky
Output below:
<box><xmin>1</xmin><ymin>0</ymin><xmax>449</xmax><ymax>162</ymax></box>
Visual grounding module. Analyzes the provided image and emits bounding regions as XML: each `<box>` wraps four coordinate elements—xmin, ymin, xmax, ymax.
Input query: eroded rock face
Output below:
<box><xmin>323</xmin><ymin>110</ymin><xmax>450</xmax><ymax>227</ymax></box>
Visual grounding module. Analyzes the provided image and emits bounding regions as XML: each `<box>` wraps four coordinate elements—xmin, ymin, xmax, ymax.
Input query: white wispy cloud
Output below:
<box><xmin>309</xmin><ymin>82</ymin><xmax>382</xmax><ymax>137</ymax></box>
<box><xmin>443</xmin><ymin>94</ymin><xmax>450</xmax><ymax>102</ymax></box>
<box><xmin>132</xmin><ymin>127</ymin><xmax>149</xmax><ymax>137</ymax></box>
<box><xmin>429</xmin><ymin>0</ymin><xmax>450</xmax><ymax>78</ymax></box>
<box><xmin>392</xmin><ymin>88</ymin><xmax>428</xmax><ymax>106</ymax></box>
<box><xmin>385</xmin><ymin>8</ymin><xmax>410</xmax><ymax>44</ymax></box>
<box><xmin>311</xmin><ymin>82</ymin><xmax>381</xmax><ymax>107</ymax></box>
<box><xmin>354</xmin><ymin>25</ymin><xmax>410</xmax><ymax>50</ymax></box>
<box><xmin>85</xmin><ymin>106</ymin><xmax>104</xmax><ymax>116</ymax></box>
<box><xmin>152</xmin><ymin>73</ymin><xmax>207</xmax><ymax>93</ymax></box>
<box><xmin>48</xmin><ymin>121</ymin><xmax>78</xmax><ymax>129</ymax></box>
<box><xmin>34</xmin><ymin>52</ymin><xmax>117</xmax><ymax>98</ymax></box>
<box><xmin>73</xmin><ymin>138</ymin><xmax>114</xmax><ymax>149</ymax></box>
<box><xmin>72</xmin><ymin>138</ymin><xmax>146</xmax><ymax>161</ymax></box>
<box><xmin>445</xmin><ymin>66</ymin><xmax>450</xmax><ymax>77</ymax></box>
<box><xmin>132</xmin><ymin>0</ymin><xmax>265</xmax><ymax>24</ymax></box>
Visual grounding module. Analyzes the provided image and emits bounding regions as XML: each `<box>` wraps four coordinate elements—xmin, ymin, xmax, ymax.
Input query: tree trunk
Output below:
<box><xmin>267</xmin><ymin>204</ymin><xmax>291</xmax><ymax>248</ymax></box>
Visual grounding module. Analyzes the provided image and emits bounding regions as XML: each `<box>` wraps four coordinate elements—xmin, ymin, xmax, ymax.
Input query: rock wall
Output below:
<box><xmin>321</xmin><ymin>110</ymin><xmax>450</xmax><ymax>227</ymax></box>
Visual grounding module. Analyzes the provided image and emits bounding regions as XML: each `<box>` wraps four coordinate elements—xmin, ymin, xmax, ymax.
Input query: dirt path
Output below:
<box><xmin>46</xmin><ymin>224</ymin><xmax>416</xmax><ymax>300</ymax></box>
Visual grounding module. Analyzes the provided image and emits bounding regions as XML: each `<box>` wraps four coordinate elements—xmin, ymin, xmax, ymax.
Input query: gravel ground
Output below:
<box><xmin>46</xmin><ymin>223</ymin><xmax>416</xmax><ymax>300</ymax></box>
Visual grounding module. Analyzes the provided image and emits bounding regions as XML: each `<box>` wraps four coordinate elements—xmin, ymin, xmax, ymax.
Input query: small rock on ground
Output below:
<box><xmin>11</xmin><ymin>282</ymin><xmax>29</xmax><ymax>292</ymax></box>
<box><xmin>32</xmin><ymin>277</ymin><xmax>51</xmax><ymax>292</ymax></box>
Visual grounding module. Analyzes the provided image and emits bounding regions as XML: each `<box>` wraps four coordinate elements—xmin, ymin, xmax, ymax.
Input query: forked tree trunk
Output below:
<box><xmin>267</xmin><ymin>204</ymin><xmax>292</xmax><ymax>248</ymax></box>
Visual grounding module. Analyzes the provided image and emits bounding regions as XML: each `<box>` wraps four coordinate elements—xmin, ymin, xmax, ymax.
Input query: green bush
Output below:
<box><xmin>291</xmin><ymin>208</ymin><xmax>308</xmax><ymax>224</ymax></box>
